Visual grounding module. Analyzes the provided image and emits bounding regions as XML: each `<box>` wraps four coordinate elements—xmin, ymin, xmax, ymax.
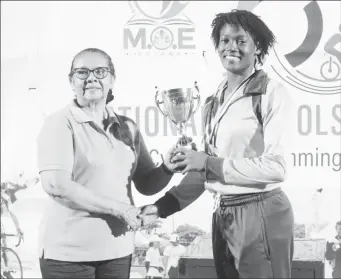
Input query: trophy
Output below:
<box><xmin>155</xmin><ymin>82</ymin><xmax>200</xmax><ymax>149</ymax></box>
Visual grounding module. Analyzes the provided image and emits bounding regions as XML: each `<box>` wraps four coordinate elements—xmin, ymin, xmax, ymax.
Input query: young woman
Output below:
<box><xmin>140</xmin><ymin>10</ymin><xmax>294</xmax><ymax>278</ymax></box>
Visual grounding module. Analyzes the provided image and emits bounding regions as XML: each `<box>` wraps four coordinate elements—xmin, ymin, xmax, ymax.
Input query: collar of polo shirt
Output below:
<box><xmin>68</xmin><ymin>99</ymin><xmax>120</xmax><ymax>126</ymax></box>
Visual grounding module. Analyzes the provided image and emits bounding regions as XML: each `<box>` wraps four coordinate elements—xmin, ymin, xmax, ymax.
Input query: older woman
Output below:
<box><xmin>36</xmin><ymin>48</ymin><xmax>176</xmax><ymax>278</ymax></box>
<box><xmin>141</xmin><ymin>10</ymin><xmax>294</xmax><ymax>278</ymax></box>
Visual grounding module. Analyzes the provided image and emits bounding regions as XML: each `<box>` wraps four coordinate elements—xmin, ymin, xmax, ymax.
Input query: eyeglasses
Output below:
<box><xmin>72</xmin><ymin>67</ymin><xmax>113</xmax><ymax>80</ymax></box>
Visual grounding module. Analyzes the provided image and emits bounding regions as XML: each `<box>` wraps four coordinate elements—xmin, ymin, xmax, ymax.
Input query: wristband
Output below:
<box><xmin>154</xmin><ymin>192</ymin><xmax>180</xmax><ymax>218</ymax></box>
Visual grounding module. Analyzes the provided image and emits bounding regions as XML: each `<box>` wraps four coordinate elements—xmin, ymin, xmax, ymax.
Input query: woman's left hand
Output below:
<box><xmin>171</xmin><ymin>147</ymin><xmax>209</xmax><ymax>175</ymax></box>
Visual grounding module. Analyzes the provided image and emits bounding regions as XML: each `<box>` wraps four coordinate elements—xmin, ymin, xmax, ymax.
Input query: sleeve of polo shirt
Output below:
<box><xmin>37</xmin><ymin>114</ymin><xmax>74</xmax><ymax>173</ymax></box>
<box><xmin>205</xmin><ymin>81</ymin><xmax>294</xmax><ymax>185</ymax></box>
<box><xmin>134</xmin><ymin>128</ymin><xmax>155</xmax><ymax>175</ymax></box>
<box><xmin>133</xmin><ymin>127</ymin><xmax>173</xmax><ymax>196</ymax></box>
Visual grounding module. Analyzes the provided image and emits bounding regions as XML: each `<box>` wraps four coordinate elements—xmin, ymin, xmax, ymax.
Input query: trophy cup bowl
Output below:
<box><xmin>155</xmin><ymin>82</ymin><xmax>200</xmax><ymax>171</ymax></box>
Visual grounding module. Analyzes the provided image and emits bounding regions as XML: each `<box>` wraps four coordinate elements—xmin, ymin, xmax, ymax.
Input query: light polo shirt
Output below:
<box><xmin>145</xmin><ymin>247</ymin><xmax>164</xmax><ymax>277</ymax></box>
<box><xmin>37</xmin><ymin>100</ymin><xmax>148</xmax><ymax>262</ymax></box>
<box><xmin>204</xmin><ymin>73</ymin><xmax>294</xmax><ymax>195</ymax></box>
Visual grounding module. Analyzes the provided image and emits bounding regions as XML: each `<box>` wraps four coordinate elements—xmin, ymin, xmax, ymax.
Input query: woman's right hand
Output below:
<box><xmin>116</xmin><ymin>203</ymin><xmax>142</xmax><ymax>231</ymax></box>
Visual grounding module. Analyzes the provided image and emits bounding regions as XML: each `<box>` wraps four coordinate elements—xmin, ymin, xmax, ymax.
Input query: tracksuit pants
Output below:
<box><xmin>212</xmin><ymin>188</ymin><xmax>294</xmax><ymax>278</ymax></box>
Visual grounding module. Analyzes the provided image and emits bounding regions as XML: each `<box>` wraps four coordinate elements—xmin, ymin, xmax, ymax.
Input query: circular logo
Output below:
<box><xmin>241</xmin><ymin>1</ymin><xmax>341</xmax><ymax>95</ymax></box>
<box><xmin>131</xmin><ymin>1</ymin><xmax>189</xmax><ymax>20</ymax></box>
<box><xmin>150</xmin><ymin>27</ymin><xmax>173</xmax><ymax>50</ymax></box>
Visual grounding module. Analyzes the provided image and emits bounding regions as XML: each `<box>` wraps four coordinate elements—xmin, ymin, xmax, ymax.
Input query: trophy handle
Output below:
<box><xmin>155</xmin><ymin>86</ymin><xmax>168</xmax><ymax>117</ymax></box>
<box><xmin>193</xmin><ymin>81</ymin><xmax>201</xmax><ymax>114</ymax></box>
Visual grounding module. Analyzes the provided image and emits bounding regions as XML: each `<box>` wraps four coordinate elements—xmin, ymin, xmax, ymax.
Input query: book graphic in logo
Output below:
<box><xmin>123</xmin><ymin>1</ymin><xmax>196</xmax><ymax>55</ymax></box>
<box><xmin>126</xmin><ymin>1</ymin><xmax>192</xmax><ymax>26</ymax></box>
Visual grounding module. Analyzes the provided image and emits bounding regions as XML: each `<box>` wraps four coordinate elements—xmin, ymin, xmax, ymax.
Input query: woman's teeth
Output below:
<box><xmin>224</xmin><ymin>55</ymin><xmax>240</xmax><ymax>61</ymax></box>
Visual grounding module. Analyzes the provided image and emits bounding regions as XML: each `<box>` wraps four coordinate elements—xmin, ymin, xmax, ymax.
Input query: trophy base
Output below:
<box><xmin>172</xmin><ymin>136</ymin><xmax>197</xmax><ymax>173</ymax></box>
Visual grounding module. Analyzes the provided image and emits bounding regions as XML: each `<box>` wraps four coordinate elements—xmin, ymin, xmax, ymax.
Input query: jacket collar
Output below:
<box><xmin>203</xmin><ymin>69</ymin><xmax>268</xmax><ymax>110</ymax></box>
<box><xmin>242</xmin><ymin>69</ymin><xmax>268</xmax><ymax>95</ymax></box>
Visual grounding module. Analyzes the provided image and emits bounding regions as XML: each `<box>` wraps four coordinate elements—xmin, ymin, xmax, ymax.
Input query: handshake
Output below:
<box><xmin>117</xmin><ymin>143</ymin><xmax>209</xmax><ymax>231</ymax></box>
<box><xmin>119</xmin><ymin>203</ymin><xmax>161</xmax><ymax>231</ymax></box>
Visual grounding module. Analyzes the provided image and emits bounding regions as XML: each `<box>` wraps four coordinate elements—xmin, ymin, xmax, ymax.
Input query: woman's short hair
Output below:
<box><xmin>68</xmin><ymin>48</ymin><xmax>116</xmax><ymax>82</ymax></box>
<box><xmin>211</xmin><ymin>9</ymin><xmax>276</xmax><ymax>65</ymax></box>
<box><xmin>336</xmin><ymin>221</ymin><xmax>341</xmax><ymax>228</ymax></box>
